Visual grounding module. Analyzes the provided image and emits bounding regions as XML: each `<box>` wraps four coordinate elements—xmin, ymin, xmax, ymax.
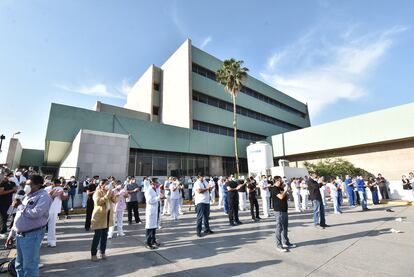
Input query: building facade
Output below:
<box><xmin>10</xmin><ymin>39</ymin><xmax>310</xmax><ymax>180</ymax></box>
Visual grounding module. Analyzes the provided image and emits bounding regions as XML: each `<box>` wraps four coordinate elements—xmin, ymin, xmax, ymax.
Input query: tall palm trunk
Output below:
<box><xmin>232</xmin><ymin>93</ymin><xmax>240</xmax><ymax>177</ymax></box>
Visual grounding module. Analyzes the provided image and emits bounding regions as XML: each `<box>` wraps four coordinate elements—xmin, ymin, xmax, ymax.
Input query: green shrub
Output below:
<box><xmin>303</xmin><ymin>158</ymin><xmax>374</xmax><ymax>180</ymax></box>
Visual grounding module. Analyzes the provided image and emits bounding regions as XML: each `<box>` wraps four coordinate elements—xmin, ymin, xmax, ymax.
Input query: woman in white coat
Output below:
<box><xmin>145</xmin><ymin>179</ymin><xmax>164</xmax><ymax>249</ymax></box>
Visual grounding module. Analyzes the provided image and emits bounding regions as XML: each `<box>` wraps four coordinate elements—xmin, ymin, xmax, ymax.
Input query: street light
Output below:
<box><xmin>12</xmin><ymin>132</ymin><xmax>21</xmax><ymax>138</ymax></box>
<box><xmin>0</xmin><ymin>134</ymin><xmax>5</xmax><ymax>153</ymax></box>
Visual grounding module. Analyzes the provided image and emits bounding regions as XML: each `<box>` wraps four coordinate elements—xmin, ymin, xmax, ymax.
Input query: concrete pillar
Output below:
<box><xmin>209</xmin><ymin>156</ymin><xmax>223</xmax><ymax>176</ymax></box>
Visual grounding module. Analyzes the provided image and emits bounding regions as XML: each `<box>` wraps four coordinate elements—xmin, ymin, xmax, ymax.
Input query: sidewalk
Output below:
<box><xmin>29</xmin><ymin>202</ymin><xmax>414</xmax><ymax>276</ymax></box>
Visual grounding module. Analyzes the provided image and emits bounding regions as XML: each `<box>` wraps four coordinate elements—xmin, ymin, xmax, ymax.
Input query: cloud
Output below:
<box><xmin>55</xmin><ymin>80</ymin><xmax>132</xmax><ymax>99</ymax></box>
<box><xmin>200</xmin><ymin>36</ymin><xmax>212</xmax><ymax>49</ymax></box>
<box><xmin>260</xmin><ymin>25</ymin><xmax>408</xmax><ymax>119</ymax></box>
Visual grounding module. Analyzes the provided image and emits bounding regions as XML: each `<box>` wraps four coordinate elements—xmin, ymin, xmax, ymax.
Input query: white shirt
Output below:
<box><xmin>259</xmin><ymin>180</ymin><xmax>270</xmax><ymax>197</ymax></box>
<box><xmin>327</xmin><ymin>182</ymin><xmax>338</xmax><ymax>197</ymax></box>
<box><xmin>44</xmin><ymin>186</ymin><xmax>63</xmax><ymax>214</ymax></box>
<box><xmin>10</xmin><ymin>175</ymin><xmax>27</xmax><ymax>188</ymax></box>
<box><xmin>170</xmin><ymin>182</ymin><xmax>181</xmax><ymax>200</ymax></box>
<box><xmin>209</xmin><ymin>180</ymin><xmax>215</xmax><ymax>191</ymax></box>
<box><xmin>193</xmin><ymin>180</ymin><xmax>210</xmax><ymax>205</ymax></box>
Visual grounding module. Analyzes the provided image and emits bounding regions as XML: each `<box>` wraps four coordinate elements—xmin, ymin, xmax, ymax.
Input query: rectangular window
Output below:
<box><xmin>153</xmin><ymin>156</ymin><xmax>167</xmax><ymax>176</ymax></box>
<box><xmin>153</xmin><ymin>83</ymin><xmax>160</xmax><ymax>91</ymax></box>
<box><xmin>152</xmin><ymin>106</ymin><xmax>159</xmax><ymax>116</ymax></box>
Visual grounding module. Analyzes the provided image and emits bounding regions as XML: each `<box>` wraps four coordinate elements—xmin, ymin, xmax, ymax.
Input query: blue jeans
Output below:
<box><xmin>312</xmin><ymin>200</ymin><xmax>326</xmax><ymax>226</ymax></box>
<box><xmin>358</xmin><ymin>191</ymin><xmax>367</xmax><ymax>210</ymax></box>
<box><xmin>223</xmin><ymin>194</ymin><xmax>229</xmax><ymax>213</ymax></box>
<box><xmin>15</xmin><ymin>228</ymin><xmax>45</xmax><ymax>277</ymax></box>
<box><xmin>275</xmin><ymin>211</ymin><xmax>289</xmax><ymax>247</ymax></box>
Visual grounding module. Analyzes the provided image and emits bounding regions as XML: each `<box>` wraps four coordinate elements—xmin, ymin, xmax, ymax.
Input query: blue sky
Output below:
<box><xmin>0</xmin><ymin>0</ymin><xmax>413</xmax><ymax>162</ymax></box>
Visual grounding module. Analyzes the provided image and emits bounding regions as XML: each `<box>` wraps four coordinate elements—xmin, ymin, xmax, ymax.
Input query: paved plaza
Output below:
<box><xmin>33</xmin><ymin>201</ymin><xmax>414</xmax><ymax>277</ymax></box>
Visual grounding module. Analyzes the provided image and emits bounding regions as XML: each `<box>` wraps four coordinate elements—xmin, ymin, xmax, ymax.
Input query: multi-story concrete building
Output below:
<box><xmin>7</xmin><ymin>39</ymin><xmax>310</xmax><ymax>179</ymax></box>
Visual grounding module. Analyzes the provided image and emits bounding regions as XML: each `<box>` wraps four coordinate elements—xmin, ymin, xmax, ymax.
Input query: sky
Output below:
<box><xmin>0</xmin><ymin>0</ymin><xmax>413</xmax><ymax>162</ymax></box>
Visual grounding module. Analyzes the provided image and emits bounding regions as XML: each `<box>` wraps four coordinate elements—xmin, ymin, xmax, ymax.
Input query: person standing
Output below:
<box><xmin>108</xmin><ymin>181</ymin><xmax>127</xmax><ymax>238</ymax></box>
<box><xmin>61</xmin><ymin>180</ymin><xmax>71</xmax><ymax>219</ymax></box>
<box><xmin>291</xmin><ymin>178</ymin><xmax>302</xmax><ymax>212</ymax></box>
<box><xmin>300</xmin><ymin>178</ymin><xmax>309</xmax><ymax>211</ymax></box>
<box><xmin>10</xmin><ymin>170</ymin><xmax>27</xmax><ymax>189</ymax></box>
<box><xmin>247</xmin><ymin>176</ymin><xmax>260</xmax><ymax>221</ymax></box>
<box><xmin>222</xmin><ymin>178</ymin><xmax>229</xmax><ymax>215</ymax></box>
<box><xmin>336</xmin><ymin>176</ymin><xmax>344</xmax><ymax>206</ymax></box>
<box><xmin>162</xmin><ymin>177</ymin><xmax>172</xmax><ymax>216</ymax></box>
<box><xmin>259</xmin><ymin>175</ymin><xmax>270</xmax><ymax>218</ymax></box>
<box><xmin>193</xmin><ymin>175</ymin><xmax>214</xmax><ymax>237</ymax></box>
<box><xmin>227</xmin><ymin>178</ymin><xmax>243</xmax><ymax>226</ymax></box>
<box><xmin>319</xmin><ymin>182</ymin><xmax>327</xmax><ymax>207</ymax></box>
<box><xmin>238</xmin><ymin>178</ymin><xmax>247</xmax><ymax>211</ymax></box>
<box><xmin>169</xmin><ymin>177</ymin><xmax>181</xmax><ymax>220</ymax></box>
<box><xmin>90</xmin><ymin>179</ymin><xmax>116</xmax><ymax>261</ymax></box>
<box><xmin>367</xmin><ymin>177</ymin><xmax>380</xmax><ymax>205</ymax></box>
<box><xmin>5</xmin><ymin>175</ymin><xmax>52</xmax><ymax>277</ymax></box>
<box><xmin>67</xmin><ymin>176</ymin><xmax>78</xmax><ymax>210</ymax></box>
<box><xmin>327</xmin><ymin>177</ymin><xmax>341</xmax><ymax>214</ymax></box>
<box><xmin>81</xmin><ymin>177</ymin><xmax>90</xmax><ymax>208</ymax></box>
<box><xmin>44</xmin><ymin>179</ymin><xmax>67</xmax><ymax>247</ymax></box>
<box><xmin>356</xmin><ymin>176</ymin><xmax>369</xmax><ymax>211</ymax></box>
<box><xmin>308</xmin><ymin>173</ymin><xmax>328</xmax><ymax>228</ymax></box>
<box><xmin>126</xmin><ymin>177</ymin><xmax>142</xmax><ymax>225</ymax></box>
<box><xmin>376</xmin><ymin>173</ymin><xmax>389</xmax><ymax>200</ymax></box>
<box><xmin>344</xmin><ymin>175</ymin><xmax>354</xmax><ymax>207</ymax></box>
<box><xmin>145</xmin><ymin>178</ymin><xmax>164</xmax><ymax>249</ymax></box>
<box><xmin>85</xmin><ymin>177</ymin><xmax>98</xmax><ymax>231</ymax></box>
<box><xmin>0</xmin><ymin>173</ymin><xmax>17</xmax><ymax>238</ymax></box>
<box><xmin>270</xmin><ymin>176</ymin><xmax>296</xmax><ymax>252</ymax></box>
<box><xmin>217</xmin><ymin>177</ymin><xmax>224</xmax><ymax>209</ymax></box>
<box><xmin>209</xmin><ymin>177</ymin><xmax>216</xmax><ymax>205</ymax></box>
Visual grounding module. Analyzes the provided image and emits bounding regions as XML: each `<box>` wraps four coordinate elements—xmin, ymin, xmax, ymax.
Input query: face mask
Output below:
<box><xmin>16</xmin><ymin>172</ymin><xmax>22</xmax><ymax>177</ymax></box>
<box><xmin>71</xmin><ymin>179</ymin><xmax>75</xmax><ymax>182</ymax></box>
<box><xmin>24</xmin><ymin>185</ymin><xmax>32</xmax><ymax>194</ymax></box>
<box><xmin>8</xmin><ymin>178</ymin><xmax>14</xmax><ymax>182</ymax></box>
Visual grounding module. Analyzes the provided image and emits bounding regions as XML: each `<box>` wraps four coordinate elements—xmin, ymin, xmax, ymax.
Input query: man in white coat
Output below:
<box><xmin>217</xmin><ymin>177</ymin><xmax>224</xmax><ymax>209</ymax></box>
<box><xmin>259</xmin><ymin>175</ymin><xmax>270</xmax><ymax>218</ymax></box>
<box><xmin>209</xmin><ymin>177</ymin><xmax>216</xmax><ymax>205</ymax></box>
<box><xmin>291</xmin><ymin>178</ymin><xmax>302</xmax><ymax>212</ymax></box>
<box><xmin>162</xmin><ymin>177</ymin><xmax>172</xmax><ymax>216</ymax></box>
<box><xmin>145</xmin><ymin>179</ymin><xmax>165</xmax><ymax>249</ymax></box>
<box><xmin>169</xmin><ymin>178</ymin><xmax>181</xmax><ymax>220</ymax></box>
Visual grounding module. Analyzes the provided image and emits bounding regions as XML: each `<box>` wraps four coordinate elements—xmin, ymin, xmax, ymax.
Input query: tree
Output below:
<box><xmin>303</xmin><ymin>158</ymin><xmax>374</xmax><ymax>180</ymax></box>
<box><xmin>216</xmin><ymin>59</ymin><xmax>249</xmax><ymax>177</ymax></box>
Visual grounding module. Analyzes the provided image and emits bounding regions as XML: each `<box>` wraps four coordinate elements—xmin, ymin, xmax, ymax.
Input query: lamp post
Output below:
<box><xmin>12</xmin><ymin>132</ymin><xmax>21</xmax><ymax>138</ymax></box>
<box><xmin>0</xmin><ymin>134</ymin><xmax>5</xmax><ymax>153</ymax></box>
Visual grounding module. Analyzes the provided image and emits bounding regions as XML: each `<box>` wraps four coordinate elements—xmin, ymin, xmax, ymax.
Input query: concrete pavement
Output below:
<box><xmin>39</xmin><ymin>201</ymin><xmax>414</xmax><ymax>277</ymax></box>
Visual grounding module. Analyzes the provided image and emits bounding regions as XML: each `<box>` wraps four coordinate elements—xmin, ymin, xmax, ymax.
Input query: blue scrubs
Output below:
<box><xmin>344</xmin><ymin>178</ymin><xmax>354</xmax><ymax>206</ymax></box>
<box><xmin>223</xmin><ymin>183</ymin><xmax>229</xmax><ymax>214</ymax></box>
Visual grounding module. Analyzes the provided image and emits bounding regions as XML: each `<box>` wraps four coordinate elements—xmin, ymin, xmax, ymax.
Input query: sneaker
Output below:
<box><xmin>235</xmin><ymin>221</ymin><xmax>243</xmax><ymax>225</ymax></box>
<box><xmin>47</xmin><ymin>244</ymin><xmax>56</xmax><ymax>248</ymax></box>
<box><xmin>145</xmin><ymin>244</ymin><xmax>156</xmax><ymax>250</ymax></box>
<box><xmin>137</xmin><ymin>221</ymin><xmax>143</xmax><ymax>224</ymax></box>
<box><xmin>276</xmin><ymin>247</ymin><xmax>287</xmax><ymax>253</ymax></box>
<box><xmin>197</xmin><ymin>233</ymin><xmax>202</xmax><ymax>238</ymax></box>
<box><xmin>204</xmin><ymin>230</ymin><xmax>214</xmax><ymax>234</ymax></box>
<box><xmin>230</xmin><ymin>222</ymin><xmax>236</xmax><ymax>226</ymax></box>
<box><xmin>107</xmin><ymin>235</ymin><xmax>113</xmax><ymax>239</ymax></box>
<box><xmin>179</xmin><ymin>212</ymin><xmax>184</xmax><ymax>215</ymax></box>
<box><xmin>256</xmin><ymin>216</ymin><xmax>262</xmax><ymax>220</ymax></box>
<box><xmin>154</xmin><ymin>240</ymin><xmax>161</xmax><ymax>247</ymax></box>
<box><xmin>283</xmin><ymin>243</ymin><xmax>296</xmax><ymax>248</ymax></box>
<box><xmin>118</xmin><ymin>233</ymin><xmax>125</xmax><ymax>237</ymax></box>
<box><xmin>91</xmin><ymin>255</ymin><xmax>99</xmax><ymax>262</ymax></box>
<box><xmin>100</xmin><ymin>253</ymin><xmax>107</xmax><ymax>260</ymax></box>
<box><xmin>70</xmin><ymin>208</ymin><xmax>74</xmax><ymax>211</ymax></box>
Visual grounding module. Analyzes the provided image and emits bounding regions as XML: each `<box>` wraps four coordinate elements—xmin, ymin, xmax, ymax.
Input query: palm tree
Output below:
<box><xmin>216</xmin><ymin>59</ymin><xmax>249</xmax><ymax>177</ymax></box>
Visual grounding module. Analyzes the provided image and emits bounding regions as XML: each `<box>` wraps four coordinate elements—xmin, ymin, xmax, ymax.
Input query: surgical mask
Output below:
<box><xmin>71</xmin><ymin>178</ymin><xmax>75</xmax><ymax>182</ymax></box>
<box><xmin>24</xmin><ymin>185</ymin><xmax>31</xmax><ymax>194</ymax></box>
<box><xmin>8</xmin><ymin>177</ymin><xmax>14</xmax><ymax>182</ymax></box>
<box><xmin>15</xmin><ymin>172</ymin><xmax>22</xmax><ymax>177</ymax></box>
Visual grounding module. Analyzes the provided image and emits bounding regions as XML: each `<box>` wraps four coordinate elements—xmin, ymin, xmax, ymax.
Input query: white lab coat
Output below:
<box><xmin>145</xmin><ymin>187</ymin><xmax>160</xmax><ymax>229</ymax></box>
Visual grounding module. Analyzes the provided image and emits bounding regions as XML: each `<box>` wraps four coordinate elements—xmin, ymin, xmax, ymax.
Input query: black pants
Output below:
<box><xmin>127</xmin><ymin>201</ymin><xmax>141</xmax><ymax>223</ymax></box>
<box><xmin>85</xmin><ymin>198</ymin><xmax>94</xmax><ymax>230</ymax></box>
<box><xmin>228</xmin><ymin>193</ymin><xmax>239</xmax><ymax>223</ymax></box>
<box><xmin>379</xmin><ymin>186</ymin><xmax>389</xmax><ymax>200</ymax></box>
<box><xmin>0</xmin><ymin>204</ymin><xmax>10</xmax><ymax>234</ymax></box>
<box><xmin>146</xmin><ymin>228</ymin><xmax>156</xmax><ymax>245</ymax></box>
<box><xmin>249</xmin><ymin>194</ymin><xmax>260</xmax><ymax>220</ymax></box>
<box><xmin>91</xmin><ymin>228</ymin><xmax>108</xmax><ymax>256</ymax></box>
<box><xmin>196</xmin><ymin>203</ymin><xmax>210</xmax><ymax>234</ymax></box>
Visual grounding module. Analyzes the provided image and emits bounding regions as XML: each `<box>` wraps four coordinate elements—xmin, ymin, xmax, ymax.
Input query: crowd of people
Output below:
<box><xmin>1</xmin><ymin>165</ymin><xmax>414</xmax><ymax>276</ymax></box>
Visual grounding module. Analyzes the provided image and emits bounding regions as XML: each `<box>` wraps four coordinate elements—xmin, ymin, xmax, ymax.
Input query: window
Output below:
<box><xmin>192</xmin><ymin>90</ymin><xmax>301</xmax><ymax>130</ymax></box>
<box><xmin>128</xmin><ymin>154</ymin><xmax>136</xmax><ymax>176</ymax></box>
<box><xmin>193</xmin><ymin>120</ymin><xmax>266</xmax><ymax>141</ymax></box>
<box><xmin>152</xmin><ymin>106</ymin><xmax>159</xmax><ymax>116</ymax></box>
<box><xmin>153</xmin><ymin>156</ymin><xmax>167</xmax><ymax>176</ymax></box>
<box><xmin>153</xmin><ymin>83</ymin><xmax>160</xmax><ymax>91</ymax></box>
<box><xmin>136</xmin><ymin>155</ymin><xmax>152</xmax><ymax>176</ymax></box>
<box><xmin>192</xmin><ymin>63</ymin><xmax>307</xmax><ymax>118</ymax></box>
